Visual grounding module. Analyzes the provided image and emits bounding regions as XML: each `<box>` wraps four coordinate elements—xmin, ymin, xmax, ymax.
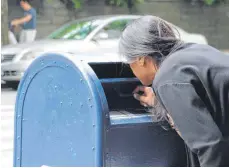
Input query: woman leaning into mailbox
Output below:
<box><xmin>119</xmin><ymin>15</ymin><xmax>229</xmax><ymax>166</ymax></box>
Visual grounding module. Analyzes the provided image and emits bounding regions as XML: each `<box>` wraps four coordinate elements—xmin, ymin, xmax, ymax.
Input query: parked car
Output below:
<box><xmin>223</xmin><ymin>50</ymin><xmax>229</xmax><ymax>55</ymax></box>
<box><xmin>1</xmin><ymin>15</ymin><xmax>208</xmax><ymax>89</ymax></box>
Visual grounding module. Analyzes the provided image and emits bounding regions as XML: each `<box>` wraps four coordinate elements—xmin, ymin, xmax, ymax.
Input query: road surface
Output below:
<box><xmin>1</xmin><ymin>86</ymin><xmax>17</xmax><ymax>168</ymax></box>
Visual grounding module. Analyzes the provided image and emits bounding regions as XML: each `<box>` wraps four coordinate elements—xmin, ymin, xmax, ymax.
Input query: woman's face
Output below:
<box><xmin>129</xmin><ymin>56</ymin><xmax>157</xmax><ymax>86</ymax></box>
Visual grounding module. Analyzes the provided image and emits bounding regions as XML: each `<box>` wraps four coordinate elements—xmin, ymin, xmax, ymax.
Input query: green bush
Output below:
<box><xmin>187</xmin><ymin>0</ymin><xmax>225</xmax><ymax>6</ymax></box>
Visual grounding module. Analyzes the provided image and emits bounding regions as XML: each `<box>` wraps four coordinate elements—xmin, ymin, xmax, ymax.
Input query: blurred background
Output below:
<box><xmin>2</xmin><ymin>0</ymin><xmax>229</xmax><ymax>49</ymax></box>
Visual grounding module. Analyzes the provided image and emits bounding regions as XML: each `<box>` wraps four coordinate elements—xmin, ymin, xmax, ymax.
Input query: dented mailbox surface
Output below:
<box><xmin>14</xmin><ymin>53</ymin><xmax>187</xmax><ymax>167</ymax></box>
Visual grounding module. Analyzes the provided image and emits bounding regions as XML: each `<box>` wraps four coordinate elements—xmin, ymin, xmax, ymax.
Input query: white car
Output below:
<box><xmin>1</xmin><ymin>15</ymin><xmax>208</xmax><ymax>89</ymax></box>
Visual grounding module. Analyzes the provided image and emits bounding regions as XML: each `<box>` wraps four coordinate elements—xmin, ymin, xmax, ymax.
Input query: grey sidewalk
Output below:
<box><xmin>1</xmin><ymin>106</ymin><xmax>14</xmax><ymax>168</ymax></box>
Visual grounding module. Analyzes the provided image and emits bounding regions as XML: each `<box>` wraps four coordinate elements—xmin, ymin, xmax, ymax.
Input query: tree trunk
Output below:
<box><xmin>1</xmin><ymin>0</ymin><xmax>9</xmax><ymax>46</ymax></box>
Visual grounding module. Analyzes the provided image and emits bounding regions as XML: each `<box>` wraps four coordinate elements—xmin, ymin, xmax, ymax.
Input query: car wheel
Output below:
<box><xmin>6</xmin><ymin>81</ymin><xmax>19</xmax><ymax>90</ymax></box>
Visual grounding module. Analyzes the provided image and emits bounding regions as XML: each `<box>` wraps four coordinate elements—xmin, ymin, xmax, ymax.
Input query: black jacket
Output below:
<box><xmin>153</xmin><ymin>43</ymin><xmax>229</xmax><ymax>166</ymax></box>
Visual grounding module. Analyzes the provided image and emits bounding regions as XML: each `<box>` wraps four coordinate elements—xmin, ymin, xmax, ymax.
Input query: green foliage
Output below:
<box><xmin>203</xmin><ymin>0</ymin><xmax>216</xmax><ymax>5</ymax></box>
<box><xmin>47</xmin><ymin>0</ymin><xmax>82</xmax><ymax>9</ymax></box>
<box><xmin>47</xmin><ymin>0</ymin><xmax>145</xmax><ymax>9</ymax></box>
<box><xmin>187</xmin><ymin>0</ymin><xmax>225</xmax><ymax>6</ymax></box>
<box><xmin>71</xmin><ymin>0</ymin><xmax>82</xmax><ymax>8</ymax></box>
<box><xmin>107</xmin><ymin>0</ymin><xmax>144</xmax><ymax>7</ymax></box>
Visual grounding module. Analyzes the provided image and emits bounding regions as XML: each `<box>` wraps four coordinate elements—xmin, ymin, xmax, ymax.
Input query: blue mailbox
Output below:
<box><xmin>14</xmin><ymin>53</ymin><xmax>187</xmax><ymax>167</ymax></box>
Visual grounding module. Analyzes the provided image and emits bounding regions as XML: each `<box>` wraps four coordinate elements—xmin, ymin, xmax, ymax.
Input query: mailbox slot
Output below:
<box><xmin>89</xmin><ymin>62</ymin><xmax>151</xmax><ymax>126</ymax></box>
<box><xmin>89</xmin><ymin>62</ymin><xmax>146</xmax><ymax>112</ymax></box>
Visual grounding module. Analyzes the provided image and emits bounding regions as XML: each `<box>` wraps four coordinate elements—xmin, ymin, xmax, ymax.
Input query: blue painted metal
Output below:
<box><xmin>14</xmin><ymin>53</ymin><xmax>187</xmax><ymax>167</ymax></box>
<box><xmin>14</xmin><ymin>53</ymin><xmax>109</xmax><ymax>167</ymax></box>
<box><xmin>105</xmin><ymin>124</ymin><xmax>187</xmax><ymax>166</ymax></box>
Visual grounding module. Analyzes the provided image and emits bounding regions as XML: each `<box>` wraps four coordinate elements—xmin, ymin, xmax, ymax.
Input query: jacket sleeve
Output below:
<box><xmin>155</xmin><ymin>83</ymin><xmax>229</xmax><ymax>166</ymax></box>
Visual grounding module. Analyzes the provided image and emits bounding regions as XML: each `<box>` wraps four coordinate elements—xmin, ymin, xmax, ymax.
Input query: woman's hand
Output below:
<box><xmin>133</xmin><ymin>86</ymin><xmax>155</xmax><ymax>107</ymax></box>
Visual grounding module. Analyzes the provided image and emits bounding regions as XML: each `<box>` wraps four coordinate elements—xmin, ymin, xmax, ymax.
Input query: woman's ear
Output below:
<box><xmin>138</xmin><ymin>56</ymin><xmax>145</xmax><ymax>66</ymax></box>
<box><xmin>153</xmin><ymin>61</ymin><xmax>158</xmax><ymax>72</ymax></box>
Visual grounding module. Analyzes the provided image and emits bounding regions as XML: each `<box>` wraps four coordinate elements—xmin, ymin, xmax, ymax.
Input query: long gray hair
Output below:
<box><xmin>119</xmin><ymin>15</ymin><xmax>183</xmax><ymax>65</ymax></box>
<box><xmin>119</xmin><ymin>15</ymin><xmax>182</xmax><ymax>126</ymax></box>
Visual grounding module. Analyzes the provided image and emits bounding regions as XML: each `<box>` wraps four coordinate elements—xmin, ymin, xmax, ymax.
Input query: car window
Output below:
<box><xmin>48</xmin><ymin>19</ymin><xmax>104</xmax><ymax>40</ymax></box>
<box><xmin>94</xmin><ymin>19</ymin><xmax>133</xmax><ymax>40</ymax></box>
